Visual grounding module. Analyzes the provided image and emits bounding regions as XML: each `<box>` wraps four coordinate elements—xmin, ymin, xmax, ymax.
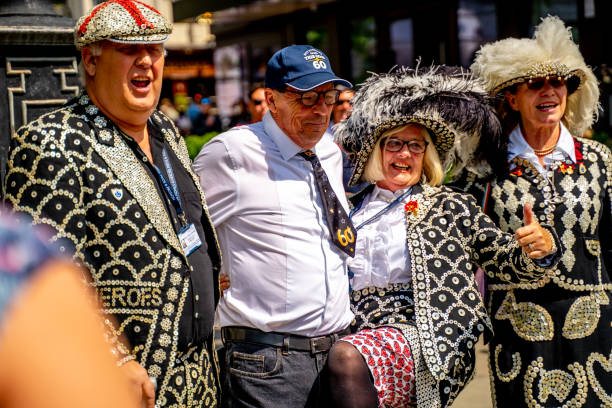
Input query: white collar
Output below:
<box><xmin>263</xmin><ymin>112</ymin><xmax>304</xmax><ymax>161</ymax></box>
<box><xmin>372</xmin><ymin>185</ymin><xmax>412</xmax><ymax>203</ymax></box>
<box><xmin>507</xmin><ymin>122</ymin><xmax>576</xmax><ymax>163</ymax></box>
<box><xmin>263</xmin><ymin>112</ymin><xmax>331</xmax><ymax>161</ymax></box>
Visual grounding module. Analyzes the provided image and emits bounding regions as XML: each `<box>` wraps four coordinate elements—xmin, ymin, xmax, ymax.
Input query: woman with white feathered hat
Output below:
<box><xmin>461</xmin><ymin>16</ymin><xmax>612</xmax><ymax>408</ymax></box>
<box><xmin>316</xmin><ymin>66</ymin><xmax>560</xmax><ymax>408</ymax></box>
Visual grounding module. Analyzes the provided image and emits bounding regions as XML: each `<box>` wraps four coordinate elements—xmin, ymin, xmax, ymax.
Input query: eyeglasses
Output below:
<box><xmin>381</xmin><ymin>137</ymin><xmax>429</xmax><ymax>154</ymax></box>
<box><xmin>283</xmin><ymin>89</ymin><xmax>340</xmax><ymax>106</ymax></box>
<box><xmin>336</xmin><ymin>99</ymin><xmax>352</xmax><ymax>106</ymax></box>
<box><xmin>526</xmin><ymin>77</ymin><xmax>566</xmax><ymax>91</ymax></box>
<box><xmin>252</xmin><ymin>99</ymin><xmax>264</xmax><ymax>106</ymax></box>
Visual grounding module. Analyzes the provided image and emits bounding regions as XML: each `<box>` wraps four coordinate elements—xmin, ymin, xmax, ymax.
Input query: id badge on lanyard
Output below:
<box><xmin>155</xmin><ymin>148</ymin><xmax>202</xmax><ymax>257</ymax></box>
<box><xmin>178</xmin><ymin>223</ymin><xmax>202</xmax><ymax>256</ymax></box>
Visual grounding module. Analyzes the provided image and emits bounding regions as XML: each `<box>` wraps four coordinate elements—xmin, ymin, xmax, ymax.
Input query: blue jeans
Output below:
<box><xmin>221</xmin><ymin>340</ymin><xmax>328</xmax><ymax>408</ymax></box>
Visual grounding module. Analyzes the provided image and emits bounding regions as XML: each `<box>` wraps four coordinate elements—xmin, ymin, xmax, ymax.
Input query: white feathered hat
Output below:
<box><xmin>471</xmin><ymin>15</ymin><xmax>599</xmax><ymax>136</ymax></box>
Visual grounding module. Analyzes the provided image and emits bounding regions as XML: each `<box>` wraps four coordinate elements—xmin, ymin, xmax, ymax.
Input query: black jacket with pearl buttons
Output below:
<box><xmin>4</xmin><ymin>92</ymin><xmax>222</xmax><ymax>408</ymax></box>
<box><xmin>348</xmin><ymin>182</ymin><xmax>558</xmax><ymax>407</ymax></box>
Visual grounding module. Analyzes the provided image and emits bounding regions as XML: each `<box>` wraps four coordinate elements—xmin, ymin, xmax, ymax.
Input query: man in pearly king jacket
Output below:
<box><xmin>4</xmin><ymin>1</ymin><xmax>222</xmax><ymax>407</ymax></box>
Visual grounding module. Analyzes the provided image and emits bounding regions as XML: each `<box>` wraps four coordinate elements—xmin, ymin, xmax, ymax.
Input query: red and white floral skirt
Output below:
<box><xmin>340</xmin><ymin>327</ymin><xmax>417</xmax><ymax>408</ymax></box>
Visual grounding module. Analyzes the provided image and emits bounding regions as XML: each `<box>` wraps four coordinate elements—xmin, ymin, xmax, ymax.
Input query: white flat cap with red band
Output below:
<box><xmin>75</xmin><ymin>0</ymin><xmax>172</xmax><ymax>50</ymax></box>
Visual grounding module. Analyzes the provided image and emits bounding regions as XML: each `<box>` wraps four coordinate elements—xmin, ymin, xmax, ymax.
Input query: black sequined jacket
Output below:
<box><xmin>4</xmin><ymin>93</ymin><xmax>222</xmax><ymax>407</ymax></box>
<box><xmin>349</xmin><ymin>183</ymin><xmax>559</xmax><ymax>407</ymax></box>
<box><xmin>455</xmin><ymin>137</ymin><xmax>611</xmax><ymax>293</ymax></box>
<box><xmin>450</xmin><ymin>137</ymin><xmax>612</xmax><ymax>408</ymax></box>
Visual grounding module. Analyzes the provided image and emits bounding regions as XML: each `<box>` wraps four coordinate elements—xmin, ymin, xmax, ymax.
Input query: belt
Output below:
<box><xmin>221</xmin><ymin>326</ymin><xmax>349</xmax><ymax>354</ymax></box>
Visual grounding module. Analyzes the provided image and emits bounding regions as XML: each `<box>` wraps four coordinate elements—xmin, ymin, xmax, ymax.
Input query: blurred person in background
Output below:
<box><xmin>0</xmin><ymin>213</ymin><xmax>138</xmax><ymax>408</ymax></box>
<box><xmin>193</xmin><ymin>97</ymin><xmax>222</xmax><ymax>135</ymax></box>
<box><xmin>177</xmin><ymin>106</ymin><xmax>193</xmax><ymax>136</ymax></box>
<box><xmin>3</xmin><ymin>1</ymin><xmax>222</xmax><ymax>407</ymax></box>
<box><xmin>246</xmin><ymin>83</ymin><xmax>269</xmax><ymax>123</ymax></box>
<box><xmin>325</xmin><ymin>87</ymin><xmax>365</xmax><ymax>194</ymax></box>
<box><xmin>331</xmin><ymin>88</ymin><xmax>354</xmax><ymax>126</ymax></box>
<box><xmin>159</xmin><ymin>97</ymin><xmax>180</xmax><ymax>122</ymax></box>
<box><xmin>188</xmin><ymin>93</ymin><xmax>205</xmax><ymax>124</ymax></box>
<box><xmin>228</xmin><ymin>98</ymin><xmax>249</xmax><ymax>128</ymax></box>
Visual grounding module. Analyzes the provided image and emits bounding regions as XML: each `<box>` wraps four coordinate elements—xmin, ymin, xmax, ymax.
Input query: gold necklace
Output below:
<box><xmin>533</xmin><ymin>145</ymin><xmax>556</xmax><ymax>157</ymax></box>
<box><xmin>529</xmin><ymin>132</ymin><xmax>560</xmax><ymax>157</ymax></box>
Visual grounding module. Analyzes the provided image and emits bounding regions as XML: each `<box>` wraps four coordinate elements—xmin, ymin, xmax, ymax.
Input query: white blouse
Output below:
<box><xmin>348</xmin><ymin>185</ymin><xmax>413</xmax><ymax>291</ymax></box>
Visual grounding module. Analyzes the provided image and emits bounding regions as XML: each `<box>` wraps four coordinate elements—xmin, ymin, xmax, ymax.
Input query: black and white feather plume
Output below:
<box><xmin>334</xmin><ymin>65</ymin><xmax>502</xmax><ymax>186</ymax></box>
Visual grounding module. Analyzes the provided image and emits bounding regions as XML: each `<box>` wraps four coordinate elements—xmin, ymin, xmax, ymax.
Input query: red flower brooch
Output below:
<box><xmin>510</xmin><ymin>166</ymin><xmax>523</xmax><ymax>177</ymax></box>
<box><xmin>404</xmin><ymin>201</ymin><xmax>418</xmax><ymax>216</ymax></box>
<box><xmin>559</xmin><ymin>162</ymin><xmax>574</xmax><ymax>174</ymax></box>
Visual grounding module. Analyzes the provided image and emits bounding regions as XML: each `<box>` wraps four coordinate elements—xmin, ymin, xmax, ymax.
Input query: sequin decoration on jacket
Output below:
<box><xmin>348</xmin><ymin>183</ymin><xmax>558</xmax><ymax>408</ymax></box>
<box><xmin>4</xmin><ymin>92</ymin><xmax>222</xmax><ymax>408</ymax></box>
<box><xmin>453</xmin><ymin>137</ymin><xmax>612</xmax><ymax>408</ymax></box>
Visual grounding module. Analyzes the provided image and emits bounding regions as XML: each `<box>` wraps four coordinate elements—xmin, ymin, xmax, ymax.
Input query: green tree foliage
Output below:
<box><xmin>184</xmin><ymin>132</ymin><xmax>219</xmax><ymax>160</ymax></box>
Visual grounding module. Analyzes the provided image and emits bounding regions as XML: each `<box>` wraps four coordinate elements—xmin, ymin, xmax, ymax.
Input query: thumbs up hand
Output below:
<box><xmin>522</xmin><ymin>202</ymin><xmax>536</xmax><ymax>225</ymax></box>
<box><xmin>514</xmin><ymin>203</ymin><xmax>554</xmax><ymax>259</ymax></box>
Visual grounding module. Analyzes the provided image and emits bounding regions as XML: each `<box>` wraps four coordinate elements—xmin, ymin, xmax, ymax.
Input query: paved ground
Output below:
<box><xmin>451</xmin><ymin>338</ymin><xmax>493</xmax><ymax>408</ymax></box>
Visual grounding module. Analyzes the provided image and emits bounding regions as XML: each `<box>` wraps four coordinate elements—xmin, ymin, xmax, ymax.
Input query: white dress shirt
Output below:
<box><xmin>193</xmin><ymin>112</ymin><xmax>353</xmax><ymax>336</ymax></box>
<box><xmin>507</xmin><ymin>122</ymin><xmax>576</xmax><ymax>173</ymax></box>
<box><xmin>349</xmin><ymin>186</ymin><xmax>412</xmax><ymax>291</ymax></box>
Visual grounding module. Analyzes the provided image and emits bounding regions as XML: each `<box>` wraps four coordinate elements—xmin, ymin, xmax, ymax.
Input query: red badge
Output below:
<box><xmin>510</xmin><ymin>166</ymin><xmax>523</xmax><ymax>177</ymax></box>
<box><xmin>404</xmin><ymin>201</ymin><xmax>418</xmax><ymax>216</ymax></box>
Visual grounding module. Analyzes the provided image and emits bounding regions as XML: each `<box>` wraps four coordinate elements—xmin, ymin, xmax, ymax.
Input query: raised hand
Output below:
<box><xmin>514</xmin><ymin>203</ymin><xmax>554</xmax><ymax>259</ymax></box>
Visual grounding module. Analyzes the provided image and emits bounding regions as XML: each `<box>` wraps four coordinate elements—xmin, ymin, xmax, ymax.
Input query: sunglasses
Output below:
<box><xmin>526</xmin><ymin>77</ymin><xmax>566</xmax><ymax>91</ymax></box>
<box><xmin>381</xmin><ymin>137</ymin><xmax>429</xmax><ymax>154</ymax></box>
<box><xmin>283</xmin><ymin>89</ymin><xmax>340</xmax><ymax>106</ymax></box>
<box><xmin>252</xmin><ymin>99</ymin><xmax>264</xmax><ymax>106</ymax></box>
<box><xmin>335</xmin><ymin>99</ymin><xmax>352</xmax><ymax>106</ymax></box>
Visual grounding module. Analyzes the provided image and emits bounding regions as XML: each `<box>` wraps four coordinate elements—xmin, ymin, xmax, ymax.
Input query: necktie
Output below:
<box><xmin>300</xmin><ymin>150</ymin><xmax>356</xmax><ymax>257</ymax></box>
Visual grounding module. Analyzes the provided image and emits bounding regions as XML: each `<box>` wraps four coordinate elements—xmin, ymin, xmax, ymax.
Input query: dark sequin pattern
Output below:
<box><xmin>454</xmin><ymin>137</ymin><xmax>612</xmax><ymax>408</ymax></box>
<box><xmin>5</xmin><ymin>92</ymin><xmax>221</xmax><ymax>407</ymax></box>
<box><xmin>348</xmin><ymin>183</ymin><xmax>552</xmax><ymax>407</ymax></box>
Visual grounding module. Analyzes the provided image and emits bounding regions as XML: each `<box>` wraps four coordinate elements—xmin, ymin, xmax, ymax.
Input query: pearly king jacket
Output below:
<box><xmin>4</xmin><ymin>93</ymin><xmax>222</xmax><ymax>407</ymax></box>
<box><xmin>348</xmin><ymin>183</ymin><xmax>559</xmax><ymax>408</ymax></box>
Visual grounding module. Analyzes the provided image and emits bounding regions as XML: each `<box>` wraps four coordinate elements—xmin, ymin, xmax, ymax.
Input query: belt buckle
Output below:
<box><xmin>310</xmin><ymin>336</ymin><xmax>332</xmax><ymax>354</ymax></box>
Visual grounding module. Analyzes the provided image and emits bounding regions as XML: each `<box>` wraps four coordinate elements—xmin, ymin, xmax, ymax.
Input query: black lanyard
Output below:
<box><xmin>152</xmin><ymin>147</ymin><xmax>187</xmax><ymax>227</ymax></box>
<box><xmin>350</xmin><ymin>188</ymin><xmax>412</xmax><ymax>231</ymax></box>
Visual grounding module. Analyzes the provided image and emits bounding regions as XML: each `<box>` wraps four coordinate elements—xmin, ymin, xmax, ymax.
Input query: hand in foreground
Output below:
<box><xmin>514</xmin><ymin>203</ymin><xmax>554</xmax><ymax>259</ymax></box>
<box><xmin>120</xmin><ymin>360</ymin><xmax>155</xmax><ymax>408</ymax></box>
<box><xmin>220</xmin><ymin>274</ymin><xmax>230</xmax><ymax>297</ymax></box>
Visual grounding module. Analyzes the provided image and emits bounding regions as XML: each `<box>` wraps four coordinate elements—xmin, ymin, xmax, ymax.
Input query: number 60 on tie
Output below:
<box><xmin>337</xmin><ymin>227</ymin><xmax>355</xmax><ymax>247</ymax></box>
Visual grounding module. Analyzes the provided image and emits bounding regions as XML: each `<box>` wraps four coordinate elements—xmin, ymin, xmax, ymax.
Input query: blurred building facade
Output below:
<box><xmin>175</xmin><ymin>0</ymin><xmax>612</xmax><ymax>140</ymax></box>
<box><xmin>58</xmin><ymin>0</ymin><xmax>612</xmax><ymax>139</ymax></box>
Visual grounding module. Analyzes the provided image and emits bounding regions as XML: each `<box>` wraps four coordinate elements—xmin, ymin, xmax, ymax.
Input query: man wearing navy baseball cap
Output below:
<box><xmin>194</xmin><ymin>45</ymin><xmax>355</xmax><ymax>407</ymax></box>
<box><xmin>265</xmin><ymin>45</ymin><xmax>352</xmax><ymax>90</ymax></box>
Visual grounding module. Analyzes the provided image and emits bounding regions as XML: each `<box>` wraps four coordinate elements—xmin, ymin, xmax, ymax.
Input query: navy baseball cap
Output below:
<box><xmin>265</xmin><ymin>45</ymin><xmax>352</xmax><ymax>91</ymax></box>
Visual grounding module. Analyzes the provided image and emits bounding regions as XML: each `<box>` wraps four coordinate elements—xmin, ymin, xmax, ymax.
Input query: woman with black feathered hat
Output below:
<box><xmin>317</xmin><ymin>66</ymin><xmax>559</xmax><ymax>408</ymax></box>
<box><xmin>460</xmin><ymin>16</ymin><xmax>612</xmax><ymax>408</ymax></box>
